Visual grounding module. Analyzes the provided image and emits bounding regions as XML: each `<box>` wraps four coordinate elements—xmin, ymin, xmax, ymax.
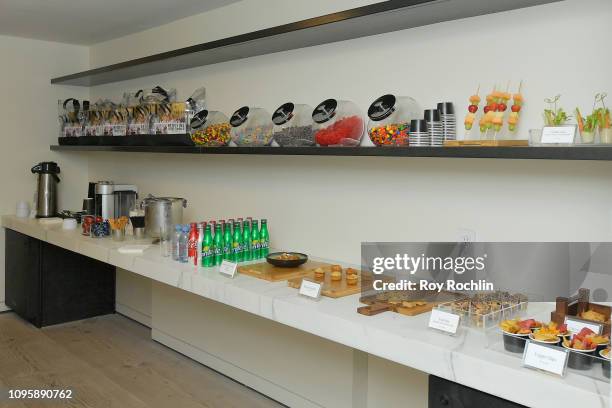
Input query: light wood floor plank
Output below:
<box><xmin>0</xmin><ymin>313</ymin><xmax>283</xmax><ymax>408</ymax></box>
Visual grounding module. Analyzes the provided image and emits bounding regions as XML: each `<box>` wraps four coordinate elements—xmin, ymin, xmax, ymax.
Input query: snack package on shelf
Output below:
<box><xmin>126</xmin><ymin>91</ymin><xmax>150</xmax><ymax>135</ymax></box>
<box><xmin>144</xmin><ymin>86</ymin><xmax>188</xmax><ymax>135</ymax></box>
<box><xmin>58</xmin><ymin>98</ymin><xmax>82</xmax><ymax>137</ymax></box>
<box><xmin>84</xmin><ymin>100</ymin><xmax>105</xmax><ymax>136</ymax></box>
<box><xmin>102</xmin><ymin>100</ymin><xmax>128</xmax><ymax>136</ymax></box>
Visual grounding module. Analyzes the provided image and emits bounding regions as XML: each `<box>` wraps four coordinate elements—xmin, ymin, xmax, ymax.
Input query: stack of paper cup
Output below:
<box><xmin>425</xmin><ymin>109</ymin><xmax>444</xmax><ymax>147</ymax></box>
<box><xmin>410</xmin><ymin>120</ymin><xmax>430</xmax><ymax>146</ymax></box>
<box><xmin>437</xmin><ymin>102</ymin><xmax>456</xmax><ymax>142</ymax></box>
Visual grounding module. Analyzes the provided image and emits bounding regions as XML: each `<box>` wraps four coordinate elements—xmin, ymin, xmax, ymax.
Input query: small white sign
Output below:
<box><xmin>428</xmin><ymin>309</ymin><xmax>461</xmax><ymax>335</ymax></box>
<box><xmin>564</xmin><ymin>316</ymin><xmax>603</xmax><ymax>335</ymax></box>
<box><xmin>219</xmin><ymin>260</ymin><xmax>238</xmax><ymax>278</ymax></box>
<box><xmin>541</xmin><ymin>125</ymin><xmax>577</xmax><ymax>144</ymax></box>
<box><xmin>299</xmin><ymin>279</ymin><xmax>322</xmax><ymax>299</ymax></box>
<box><xmin>523</xmin><ymin>341</ymin><xmax>569</xmax><ymax>377</ymax></box>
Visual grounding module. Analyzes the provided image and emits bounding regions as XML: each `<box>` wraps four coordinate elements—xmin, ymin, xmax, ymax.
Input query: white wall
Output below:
<box><xmin>84</xmin><ymin>0</ymin><xmax>612</xmax><ymax>266</ymax></box>
<box><xmin>0</xmin><ymin>35</ymin><xmax>90</xmax><ymax>310</ymax></box>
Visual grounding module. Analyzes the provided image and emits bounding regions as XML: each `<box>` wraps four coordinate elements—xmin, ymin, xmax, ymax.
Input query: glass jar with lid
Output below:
<box><xmin>367</xmin><ymin>94</ymin><xmax>421</xmax><ymax>146</ymax></box>
<box><xmin>190</xmin><ymin>110</ymin><xmax>231</xmax><ymax>146</ymax></box>
<box><xmin>230</xmin><ymin>106</ymin><xmax>274</xmax><ymax>146</ymax></box>
<box><xmin>272</xmin><ymin>102</ymin><xmax>315</xmax><ymax>147</ymax></box>
<box><xmin>312</xmin><ymin>99</ymin><xmax>364</xmax><ymax>146</ymax></box>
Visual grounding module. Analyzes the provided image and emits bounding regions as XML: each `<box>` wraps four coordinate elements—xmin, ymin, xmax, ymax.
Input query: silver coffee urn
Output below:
<box><xmin>31</xmin><ymin>162</ymin><xmax>60</xmax><ymax>218</ymax></box>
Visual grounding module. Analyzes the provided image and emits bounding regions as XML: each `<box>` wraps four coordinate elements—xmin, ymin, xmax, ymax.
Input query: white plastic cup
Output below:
<box><xmin>62</xmin><ymin>218</ymin><xmax>77</xmax><ymax>230</ymax></box>
<box><xmin>16</xmin><ymin>201</ymin><xmax>30</xmax><ymax>218</ymax></box>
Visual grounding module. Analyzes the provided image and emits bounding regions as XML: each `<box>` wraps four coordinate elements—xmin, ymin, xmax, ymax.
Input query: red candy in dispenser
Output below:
<box><xmin>312</xmin><ymin>99</ymin><xmax>364</xmax><ymax>146</ymax></box>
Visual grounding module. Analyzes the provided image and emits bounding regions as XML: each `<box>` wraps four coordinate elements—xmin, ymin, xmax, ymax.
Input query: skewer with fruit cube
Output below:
<box><xmin>464</xmin><ymin>85</ymin><xmax>481</xmax><ymax>132</ymax></box>
<box><xmin>508</xmin><ymin>81</ymin><xmax>523</xmax><ymax>133</ymax></box>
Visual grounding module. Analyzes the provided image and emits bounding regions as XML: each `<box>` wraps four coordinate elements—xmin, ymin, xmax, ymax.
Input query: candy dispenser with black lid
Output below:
<box><xmin>312</xmin><ymin>99</ymin><xmax>364</xmax><ymax>146</ymax></box>
<box><xmin>367</xmin><ymin>94</ymin><xmax>421</xmax><ymax>146</ymax></box>
<box><xmin>272</xmin><ymin>102</ymin><xmax>315</xmax><ymax>147</ymax></box>
<box><xmin>230</xmin><ymin>106</ymin><xmax>274</xmax><ymax>146</ymax></box>
<box><xmin>190</xmin><ymin>109</ymin><xmax>231</xmax><ymax>146</ymax></box>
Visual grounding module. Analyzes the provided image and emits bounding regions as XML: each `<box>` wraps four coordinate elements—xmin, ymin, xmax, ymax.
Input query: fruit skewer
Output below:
<box><xmin>464</xmin><ymin>85</ymin><xmax>481</xmax><ymax>133</ymax></box>
<box><xmin>508</xmin><ymin>81</ymin><xmax>523</xmax><ymax>132</ymax></box>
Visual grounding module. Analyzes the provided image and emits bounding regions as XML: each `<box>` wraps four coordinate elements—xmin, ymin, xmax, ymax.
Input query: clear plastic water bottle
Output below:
<box><xmin>179</xmin><ymin>225</ymin><xmax>190</xmax><ymax>263</ymax></box>
<box><xmin>172</xmin><ymin>225</ymin><xmax>182</xmax><ymax>261</ymax></box>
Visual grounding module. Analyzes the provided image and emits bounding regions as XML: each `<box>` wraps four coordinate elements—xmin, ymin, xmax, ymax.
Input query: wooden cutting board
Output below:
<box><xmin>444</xmin><ymin>139</ymin><xmax>529</xmax><ymax>147</ymax></box>
<box><xmin>358</xmin><ymin>291</ymin><xmax>466</xmax><ymax>317</ymax></box>
<box><xmin>238</xmin><ymin>261</ymin><xmax>330</xmax><ymax>282</ymax></box>
<box><xmin>287</xmin><ymin>266</ymin><xmax>367</xmax><ymax>298</ymax></box>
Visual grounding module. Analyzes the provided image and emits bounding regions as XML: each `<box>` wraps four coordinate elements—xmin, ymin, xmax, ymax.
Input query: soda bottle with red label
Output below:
<box><xmin>188</xmin><ymin>222</ymin><xmax>199</xmax><ymax>265</ymax></box>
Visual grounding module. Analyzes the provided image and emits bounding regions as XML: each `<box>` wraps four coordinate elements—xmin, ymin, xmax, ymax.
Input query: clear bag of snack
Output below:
<box><xmin>102</xmin><ymin>100</ymin><xmax>128</xmax><ymax>136</ymax></box>
<box><xmin>126</xmin><ymin>91</ymin><xmax>150</xmax><ymax>135</ymax></box>
<box><xmin>84</xmin><ymin>100</ymin><xmax>105</xmax><ymax>136</ymax></box>
<box><xmin>146</xmin><ymin>87</ymin><xmax>187</xmax><ymax>135</ymax></box>
<box><xmin>58</xmin><ymin>98</ymin><xmax>82</xmax><ymax>137</ymax></box>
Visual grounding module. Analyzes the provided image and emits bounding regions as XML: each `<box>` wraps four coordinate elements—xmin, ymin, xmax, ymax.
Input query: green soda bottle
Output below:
<box><xmin>213</xmin><ymin>223</ymin><xmax>223</xmax><ymax>266</ymax></box>
<box><xmin>250</xmin><ymin>220</ymin><xmax>260</xmax><ymax>260</ymax></box>
<box><xmin>201</xmin><ymin>224</ymin><xmax>214</xmax><ymax>267</ymax></box>
<box><xmin>242</xmin><ymin>219</ymin><xmax>252</xmax><ymax>261</ymax></box>
<box><xmin>232</xmin><ymin>221</ymin><xmax>243</xmax><ymax>262</ymax></box>
<box><xmin>260</xmin><ymin>219</ymin><xmax>269</xmax><ymax>258</ymax></box>
<box><xmin>223</xmin><ymin>221</ymin><xmax>233</xmax><ymax>261</ymax></box>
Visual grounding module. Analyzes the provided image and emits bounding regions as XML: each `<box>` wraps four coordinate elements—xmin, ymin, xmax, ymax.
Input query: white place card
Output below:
<box><xmin>564</xmin><ymin>316</ymin><xmax>603</xmax><ymax>335</ymax></box>
<box><xmin>541</xmin><ymin>125</ymin><xmax>577</xmax><ymax>144</ymax></box>
<box><xmin>522</xmin><ymin>341</ymin><xmax>569</xmax><ymax>377</ymax></box>
<box><xmin>219</xmin><ymin>260</ymin><xmax>238</xmax><ymax>278</ymax></box>
<box><xmin>428</xmin><ymin>309</ymin><xmax>461</xmax><ymax>335</ymax></box>
<box><xmin>299</xmin><ymin>279</ymin><xmax>322</xmax><ymax>299</ymax></box>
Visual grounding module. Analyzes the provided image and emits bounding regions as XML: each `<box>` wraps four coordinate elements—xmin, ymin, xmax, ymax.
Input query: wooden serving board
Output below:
<box><xmin>444</xmin><ymin>139</ymin><xmax>529</xmax><ymax>147</ymax></box>
<box><xmin>358</xmin><ymin>291</ymin><xmax>466</xmax><ymax>317</ymax></box>
<box><xmin>287</xmin><ymin>266</ymin><xmax>367</xmax><ymax>298</ymax></box>
<box><xmin>238</xmin><ymin>260</ymin><xmax>329</xmax><ymax>282</ymax></box>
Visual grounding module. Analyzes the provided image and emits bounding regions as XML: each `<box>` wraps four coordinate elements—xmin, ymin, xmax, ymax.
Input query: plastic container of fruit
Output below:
<box><xmin>312</xmin><ymin>99</ymin><xmax>364</xmax><ymax>146</ymax></box>
<box><xmin>601</xmin><ymin>349</ymin><xmax>610</xmax><ymax>379</ymax></box>
<box><xmin>366</xmin><ymin>94</ymin><xmax>421</xmax><ymax>146</ymax></box>
<box><xmin>272</xmin><ymin>102</ymin><xmax>315</xmax><ymax>147</ymax></box>
<box><xmin>562</xmin><ymin>343</ymin><xmax>597</xmax><ymax>371</ymax></box>
<box><xmin>190</xmin><ymin>110</ymin><xmax>231</xmax><ymax>146</ymax></box>
<box><xmin>501</xmin><ymin>330</ymin><xmax>529</xmax><ymax>354</ymax></box>
<box><xmin>230</xmin><ymin>106</ymin><xmax>273</xmax><ymax>146</ymax></box>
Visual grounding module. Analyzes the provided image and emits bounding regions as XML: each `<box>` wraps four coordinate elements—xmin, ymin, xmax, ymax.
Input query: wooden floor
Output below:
<box><xmin>0</xmin><ymin>312</ymin><xmax>284</xmax><ymax>408</ymax></box>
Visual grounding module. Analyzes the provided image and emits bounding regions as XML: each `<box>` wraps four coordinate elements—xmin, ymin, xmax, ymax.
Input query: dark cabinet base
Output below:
<box><xmin>429</xmin><ymin>376</ymin><xmax>526</xmax><ymax>408</ymax></box>
<box><xmin>5</xmin><ymin>229</ymin><xmax>115</xmax><ymax>327</ymax></box>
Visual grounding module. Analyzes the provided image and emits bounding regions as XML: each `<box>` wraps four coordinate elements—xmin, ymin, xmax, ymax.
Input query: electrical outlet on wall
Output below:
<box><xmin>457</xmin><ymin>228</ymin><xmax>477</xmax><ymax>243</ymax></box>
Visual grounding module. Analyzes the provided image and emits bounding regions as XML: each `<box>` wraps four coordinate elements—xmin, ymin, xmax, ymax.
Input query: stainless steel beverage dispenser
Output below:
<box><xmin>31</xmin><ymin>162</ymin><xmax>60</xmax><ymax>218</ymax></box>
<box><xmin>94</xmin><ymin>181</ymin><xmax>138</xmax><ymax>220</ymax></box>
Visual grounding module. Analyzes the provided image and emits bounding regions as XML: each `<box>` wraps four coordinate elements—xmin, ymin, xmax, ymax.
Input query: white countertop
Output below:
<box><xmin>2</xmin><ymin>215</ymin><xmax>610</xmax><ymax>408</ymax></box>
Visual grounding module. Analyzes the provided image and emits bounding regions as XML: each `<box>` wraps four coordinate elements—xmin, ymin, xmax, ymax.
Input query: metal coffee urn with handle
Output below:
<box><xmin>31</xmin><ymin>162</ymin><xmax>60</xmax><ymax>218</ymax></box>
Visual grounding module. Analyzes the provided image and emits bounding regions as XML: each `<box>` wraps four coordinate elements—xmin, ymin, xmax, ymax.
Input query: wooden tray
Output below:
<box><xmin>238</xmin><ymin>260</ymin><xmax>329</xmax><ymax>282</ymax></box>
<box><xmin>444</xmin><ymin>140</ymin><xmax>529</xmax><ymax>147</ymax></box>
<box><xmin>358</xmin><ymin>290</ymin><xmax>466</xmax><ymax>317</ymax></box>
<box><xmin>551</xmin><ymin>288</ymin><xmax>611</xmax><ymax>335</ymax></box>
<box><xmin>287</xmin><ymin>265</ymin><xmax>369</xmax><ymax>298</ymax></box>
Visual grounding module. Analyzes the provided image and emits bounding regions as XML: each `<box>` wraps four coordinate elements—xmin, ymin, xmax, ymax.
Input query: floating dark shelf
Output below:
<box><xmin>51</xmin><ymin>0</ymin><xmax>560</xmax><ymax>86</ymax></box>
<box><xmin>49</xmin><ymin>145</ymin><xmax>612</xmax><ymax>161</ymax></box>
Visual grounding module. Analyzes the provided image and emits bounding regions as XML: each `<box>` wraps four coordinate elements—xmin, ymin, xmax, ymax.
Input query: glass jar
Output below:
<box><xmin>190</xmin><ymin>110</ymin><xmax>231</xmax><ymax>146</ymax></box>
<box><xmin>600</xmin><ymin>128</ymin><xmax>612</xmax><ymax>144</ymax></box>
<box><xmin>367</xmin><ymin>94</ymin><xmax>420</xmax><ymax>146</ymax></box>
<box><xmin>312</xmin><ymin>99</ymin><xmax>364</xmax><ymax>146</ymax></box>
<box><xmin>272</xmin><ymin>102</ymin><xmax>315</xmax><ymax>146</ymax></box>
<box><xmin>230</xmin><ymin>106</ymin><xmax>274</xmax><ymax>146</ymax></box>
